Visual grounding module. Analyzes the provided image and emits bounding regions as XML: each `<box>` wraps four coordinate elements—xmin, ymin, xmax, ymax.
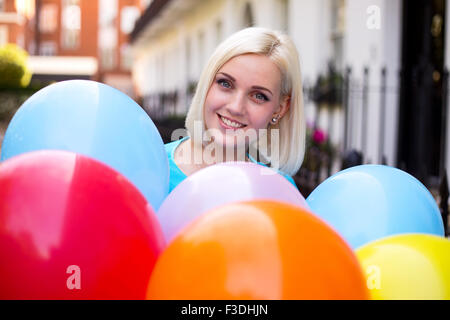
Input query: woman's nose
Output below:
<box><xmin>226</xmin><ymin>92</ymin><xmax>246</xmax><ymax>116</ymax></box>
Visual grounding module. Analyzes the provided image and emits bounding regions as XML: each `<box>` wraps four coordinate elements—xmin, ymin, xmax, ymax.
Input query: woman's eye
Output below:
<box><xmin>254</xmin><ymin>92</ymin><xmax>268</xmax><ymax>102</ymax></box>
<box><xmin>218</xmin><ymin>79</ymin><xmax>232</xmax><ymax>89</ymax></box>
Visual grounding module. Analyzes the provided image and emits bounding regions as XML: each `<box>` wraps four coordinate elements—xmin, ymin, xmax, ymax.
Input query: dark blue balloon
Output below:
<box><xmin>306</xmin><ymin>165</ymin><xmax>445</xmax><ymax>249</ymax></box>
<box><xmin>1</xmin><ymin>80</ymin><xmax>169</xmax><ymax>210</ymax></box>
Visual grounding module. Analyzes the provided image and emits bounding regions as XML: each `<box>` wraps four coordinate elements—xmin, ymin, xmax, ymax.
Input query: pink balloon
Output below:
<box><xmin>157</xmin><ymin>161</ymin><xmax>308</xmax><ymax>243</ymax></box>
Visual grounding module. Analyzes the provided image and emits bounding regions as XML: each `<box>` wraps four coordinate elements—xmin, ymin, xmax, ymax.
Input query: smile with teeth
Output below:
<box><xmin>218</xmin><ymin>114</ymin><xmax>246</xmax><ymax>128</ymax></box>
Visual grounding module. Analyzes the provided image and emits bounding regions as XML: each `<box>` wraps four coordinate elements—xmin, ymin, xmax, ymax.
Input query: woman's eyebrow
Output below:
<box><xmin>218</xmin><ymin>72</ymin><xmax>236</xmax><ymax>82</ymax></box>
<box><xmin>252</xmin><ymin>85</ymin><xmax>273</xmax><ymax>96</ymax></box>
<box><xmin>217</xmin><ymin>72</ymin><xmax>273</xmax><ymax>96</ymax></box>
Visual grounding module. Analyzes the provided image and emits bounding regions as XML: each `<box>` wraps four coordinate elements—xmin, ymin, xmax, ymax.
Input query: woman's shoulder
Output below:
<box><xmin>246</xmin><ymin>153</ymin><xmax>298</xmax><ymax>189</ymax></box>
<box><xmin>164</xmin><ymin>136</ymin><xmax>189</xmax><ymax>156</ymax></box>
<box><xmin>281</xmin><ymin>173</ymin><xmax>297</xmax><ymax>188</ymax></box>
<box><xmin>165</xmin><ymin>136</ymin><xmax>190</xmax><ymax>193</ymax></box>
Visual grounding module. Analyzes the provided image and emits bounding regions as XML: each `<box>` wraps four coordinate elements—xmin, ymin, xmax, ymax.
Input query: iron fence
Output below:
<box><xmin>297</xmin><ymin>65</ymin><xmax>449</xmax><ymax>235</ymax></box>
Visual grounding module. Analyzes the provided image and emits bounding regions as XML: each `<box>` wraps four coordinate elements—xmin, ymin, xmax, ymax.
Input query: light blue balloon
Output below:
<box><xmin>1</xmin><ymin>80</ymin><xmax>169</xmax><ymax>210</ymax></box>
<box><xmin>306</xmin><ymin>165</ymin><xmax>445</xmax><ymax>249</ymax></box>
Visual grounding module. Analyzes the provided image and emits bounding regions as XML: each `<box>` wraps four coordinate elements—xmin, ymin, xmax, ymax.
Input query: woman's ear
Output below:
<box><xmin>273</xmin><ymin>95</ymin><xmax>291</xmax><ymax>120</ymax></box>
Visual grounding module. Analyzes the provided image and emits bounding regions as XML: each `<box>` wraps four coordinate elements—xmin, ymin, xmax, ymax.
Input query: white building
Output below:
<box><xmin>131</xmin><ymin>0</ymin><xmax>450</xmax><ymax>189</ymax></box>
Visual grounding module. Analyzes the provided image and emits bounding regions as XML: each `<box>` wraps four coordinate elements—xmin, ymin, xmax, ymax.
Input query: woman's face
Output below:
<box><xmin>203</xmin><ymin>53</ymin><xmax>289</xmax><ymax>149</ymax></box>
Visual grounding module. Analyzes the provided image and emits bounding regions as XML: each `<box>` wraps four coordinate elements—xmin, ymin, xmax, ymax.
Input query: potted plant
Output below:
<box><xmin>312</xmin><ymin>62</ymin><xmax>344</xmax><ymax>109</ymax></box>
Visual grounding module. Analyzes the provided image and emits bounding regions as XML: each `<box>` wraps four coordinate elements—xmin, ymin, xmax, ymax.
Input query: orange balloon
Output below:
<box><xmin>147</xmin><ymin>200</ymin><xmax>369</xmax><ymax>300</ymax></box>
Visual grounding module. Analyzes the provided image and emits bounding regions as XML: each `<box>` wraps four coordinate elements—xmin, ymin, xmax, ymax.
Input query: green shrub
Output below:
<box><xmin>0</xmin><ymin>44</ymin><xmax>32</xmax><ymax>89</ymax></box>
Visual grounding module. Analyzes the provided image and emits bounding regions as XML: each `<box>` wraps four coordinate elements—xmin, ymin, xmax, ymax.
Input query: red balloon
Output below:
<box><xmin>0</xmin><ymin>150</ymin><xmax>165</xmax><ymax>299</ymax></box>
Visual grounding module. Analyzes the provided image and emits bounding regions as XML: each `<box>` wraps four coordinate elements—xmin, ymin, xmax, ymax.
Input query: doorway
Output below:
<box><xmin>398</xmin><ymin>0</ymin><xmax>446</xmax><ymax>186</ymax></box>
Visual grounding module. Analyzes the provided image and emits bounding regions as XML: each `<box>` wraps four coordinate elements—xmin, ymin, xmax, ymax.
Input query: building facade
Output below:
<box><xmin>98</xmin><ymin>0</ymin><xmax>146</xmax><ymax>96</ymax></box>
<box><xmin>0</xmin><ymin>0</ymin><xmax>145</xmax><ymax>96</ymax></box>
<box><xmin>0</xmin><ymin>0</ymin><xmax>34</xmax><ymax>48</ymax></box>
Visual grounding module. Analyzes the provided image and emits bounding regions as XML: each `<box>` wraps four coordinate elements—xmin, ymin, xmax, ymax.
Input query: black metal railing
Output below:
<box><xmin>294</xmin><ymin>65</ymin><xmax>449</xmax><ymax>235</ymax></box>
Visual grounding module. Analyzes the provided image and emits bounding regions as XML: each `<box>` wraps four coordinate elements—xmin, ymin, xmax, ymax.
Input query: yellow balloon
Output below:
<box><xmin>356</xmin><ymin>234</ymin><xmax>450</xmax><ymax>300</ymax></box>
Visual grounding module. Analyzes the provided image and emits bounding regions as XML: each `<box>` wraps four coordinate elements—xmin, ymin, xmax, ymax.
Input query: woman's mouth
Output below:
<box><xmin>217</xmin><ymin>114</ymin><xmax>247</xmax><ymax>129</ymax></box>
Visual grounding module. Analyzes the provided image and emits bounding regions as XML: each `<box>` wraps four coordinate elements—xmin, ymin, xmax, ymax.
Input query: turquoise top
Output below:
<box><xmin>165</xmin><ymin>136</ymin><xmax>297</xmax><ymax>193</ymax></box>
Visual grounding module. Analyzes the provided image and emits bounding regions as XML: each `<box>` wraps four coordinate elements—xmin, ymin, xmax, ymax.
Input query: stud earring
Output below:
<box><xmin>271</xmin><ymin>116</ymin><xmax>279</xmax><ymax>124</ymax></box>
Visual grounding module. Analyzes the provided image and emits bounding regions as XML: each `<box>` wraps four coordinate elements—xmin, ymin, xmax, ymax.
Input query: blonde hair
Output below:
<box><xmin>185</xmin><ymin>27</ymin><xmax>305</xmax><ymax>176</ymax></box>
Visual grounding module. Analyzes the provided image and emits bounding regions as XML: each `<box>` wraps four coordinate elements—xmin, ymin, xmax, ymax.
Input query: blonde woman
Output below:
<box><xmin>165</xmin><ymin>27</ymin><xmax>306</xmax><ymax>192</ymax></box>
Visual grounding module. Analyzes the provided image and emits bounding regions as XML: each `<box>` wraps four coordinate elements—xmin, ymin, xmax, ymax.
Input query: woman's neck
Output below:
<box><xmin>192</xmin><ymin>140</ymin><xmax>249</xmax><ymax>165</ymax></box>
<box><xmin>175</xmin><ymin>138</ymin><xmax>250</xmax><ymax>175</ymax></box>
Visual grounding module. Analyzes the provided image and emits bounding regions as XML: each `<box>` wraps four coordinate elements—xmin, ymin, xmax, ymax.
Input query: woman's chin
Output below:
<box><xmin>205</xmin><ymin>127</ymin><xmax>255</xmax><ymax>150</ymax></box>
<box><xmin>207</xmin><ymin>135</ymin><xmax>246</xmax><ymax>152</ymax></box>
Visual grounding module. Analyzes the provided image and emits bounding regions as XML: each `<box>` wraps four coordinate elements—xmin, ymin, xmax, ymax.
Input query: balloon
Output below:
<box><xmin>0</xmin><ymin>150</ymin><xmax>165</xmax><ymax>299</ymax></box>
<box><xmin>0</xmin><ymin>80</ymin><xmax>168</xmax><ymax>210</ymax></box>
<box><xmin>356</xmin><ymin>234</ymin><xmax>450</xmax><ymax>300</ymax></box>
<box><xmin>306</xmin><ymin>165</ymin><xmax>444</xmax><ymax>249</ymax></box>
<box><xmin>157</xmin><ymin>161</ymin><xmax>309</xmax><ymax>243</ymax></box>
<box><xmin>147</xmin><ymin>200</ymin><xmax>369</xmax><ymax>300</ymax></box>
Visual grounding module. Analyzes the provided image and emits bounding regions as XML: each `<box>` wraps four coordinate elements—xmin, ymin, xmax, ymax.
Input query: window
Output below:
<box><xmin>61</xmin><ymin>0</ymin><xmax>81</xmax><ymax>49</ymax></box>
<box><xmin>99</xmin><ymin>0</ymin><xmax>117</xmax><ymax>27</ymax></box>
<box><xmin>121</xmin><ymin>43</ymin><xmax>132</xmax><ymax>70</ymax></box>
<box><xmin>331</xmin><ymin>0</ymin><xmax>346</xmax><ymax>71</ymax></box>
<box><xmin>100</xmin><ymin>26</ymin><xmax>117</xmax><ymax>69</ymax></box>
<box><xmin>40</xmin><ymin>41</ymin><xmax>57</xmax><ymax>56</ymax></box>
<box><xmin>99</xmin><ymin>0</ymin><xmax>118</xmax><ymax>69</ymax></box>
<box><xmin>16</xmin><ymin>34</ymin><xmax>24</xmax><ymax>49</ymax></box>
<box><xmin>40</xmin><ymin>4</ymin><xmax>58</xmax><ymax>33</ymax></box>
<box><xmin>121</xmin><ymin>6</ymin><xmax>140</xmax><ymax>34</ymax></box>
<box><xmin>0</xmin><ymin>26</ymin><xmax>8</xmax><ymax>46</ymax></box>
<box><xmin>28</xmin><ymin>40</ymin><xmax>35</xmax><ymax>55</ymax></box>
<box><xmin>14</xmin><ymin>0</ymin><xmax>35</xmax><ymax>18</ymax></box>
<box><xmin>101</xmin><ymin>47</ymin><xmax>116</xmax><ymax>70</ymax></box>
<box><xmin>140</xmin><ymin>0</ymin><xmax>151</xmax><ymax>9</ymax></box>
<box><xmin>99</xmin><ymin>26</ymin><xmax>117</xmax><ymax>48</ymax></box>
<box><xmin>0</xmin><ymin>0</ymin><xmax>5</xmax><ymax>12</ymax></box>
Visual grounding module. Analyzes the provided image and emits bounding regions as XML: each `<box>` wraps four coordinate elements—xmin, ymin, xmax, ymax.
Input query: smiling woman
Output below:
<box><xmin>204</xmin><ymin>53</ymin><xmax>289</xmax><ymax>149</ymax></box>
<box><xmin>165</xmin><ymin>27</ymin><xmax>306</xmax><ymax>192</ymax></box>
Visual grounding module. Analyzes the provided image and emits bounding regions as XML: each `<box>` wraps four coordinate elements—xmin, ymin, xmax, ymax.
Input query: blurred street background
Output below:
<box><xmin>0</xmin><ymin>0</ymin><xmax>449</xmax><ymax>232</ymax></box>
